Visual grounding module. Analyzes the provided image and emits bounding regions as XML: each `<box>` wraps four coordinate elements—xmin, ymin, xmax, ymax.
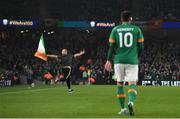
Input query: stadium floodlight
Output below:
<box><xmin>20</xmin><ymin>31</ymin><xmax>24</xmax><ymax>33</ymax></box>
<box><xmin>90</xmin><ymin>21</ymin><xmax>95</xmax><ymax>27</ymax></box>
<box><xmin>3</xmin><ymin>19</ymin><xmax>8</xmax><ymax>25</ymax></box>
<box><xmin>50</xmin><ymin>31</ymin><xmax>54</xmax><ymax>34</ymax></box>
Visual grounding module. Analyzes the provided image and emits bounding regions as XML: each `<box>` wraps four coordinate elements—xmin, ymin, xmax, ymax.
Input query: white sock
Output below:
<box><xmin>121</xmin><ymin>108</ymin><xmax>127</xmax><ymax>111</ymax></box>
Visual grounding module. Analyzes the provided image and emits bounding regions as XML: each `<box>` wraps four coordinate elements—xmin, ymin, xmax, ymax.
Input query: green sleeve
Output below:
<box><xmin>107</xmin><ymin>28</ymin><xmax>116</xmax><ymax>61</ymax></box>
<box><xmin>138</xmin><ymin>28</ymin><xmax>144</xmax><ymax>39</ymax></box>
<box><xmin>137</xmin><ymin>28</ymin><xmax>144</xmax><ymax>58</ymax></box>
<box><xmin>107</xmin><ymin>44</ymin><xmax>114</xmax><ymax>61</ymax></box>
<box><xmin>138</xmin><ymin>43</ymin><xmax>144</xmax><ymax>58</ymax></box>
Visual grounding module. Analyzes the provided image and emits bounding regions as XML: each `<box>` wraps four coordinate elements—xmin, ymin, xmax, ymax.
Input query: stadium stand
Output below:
<box><xmin>0</xmin><ymin>0</ymin><xmax>179</xmax><ymax>85</ymax></box>
<box><xmin>0</xmin><ymin>28</ymin><xmax>179</xmax><ymax>85</ymax></box>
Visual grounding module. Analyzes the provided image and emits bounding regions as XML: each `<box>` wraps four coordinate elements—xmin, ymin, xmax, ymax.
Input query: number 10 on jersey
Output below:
<box><xmin>119</xmin><ymin>32</ymin><xmax>133</xmax><ymax>48</ymax></box>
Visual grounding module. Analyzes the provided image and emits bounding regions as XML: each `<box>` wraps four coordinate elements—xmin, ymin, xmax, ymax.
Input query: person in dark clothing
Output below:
<box><xmin>47</xmin><ymin>49</ymin><xmax>85</xmax><ymax>93</ymax></box>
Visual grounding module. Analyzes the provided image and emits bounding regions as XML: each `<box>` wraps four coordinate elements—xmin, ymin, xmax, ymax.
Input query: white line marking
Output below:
<box><xmin>0</xmin><ymin>86</ymin><xmax>60</xmax><ymax>95</ymax></box>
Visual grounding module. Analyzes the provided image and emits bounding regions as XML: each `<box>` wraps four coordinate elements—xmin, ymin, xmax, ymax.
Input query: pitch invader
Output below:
<box><xmin>48</xmin><ymin>49</ymin><xmax>85</xmax><ymax>93</ymax></box>
<box><xmin>105</xmin><ymin>11</ymin><xmax>144</xmax><ymax>116</ymax></box>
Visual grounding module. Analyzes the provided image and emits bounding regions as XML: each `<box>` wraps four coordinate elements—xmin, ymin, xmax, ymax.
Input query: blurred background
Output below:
<box><xmin>0</xmin><ymin>0</ymin><xmax>179</xmax><ymax>86</ymax></box>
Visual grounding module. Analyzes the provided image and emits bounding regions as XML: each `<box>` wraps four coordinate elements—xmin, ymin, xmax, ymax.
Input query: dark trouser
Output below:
<box><xmin>27</xmin><ymin>76</ymin><xmax>33</xmax><ymax>85</ymax></box>
<box><xmin>62</xmin><ymin>66</ymin><xmax>72</xmax><ymax>90</ymax></box>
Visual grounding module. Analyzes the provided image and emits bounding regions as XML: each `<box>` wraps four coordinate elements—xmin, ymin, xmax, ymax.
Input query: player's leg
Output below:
<box><xmin>62</xmin><ymin>68</ymin><xmax>70</xmax><ymax>90</ymax></box>
<box><xmin>67</xmin><ymin>80</ymin><xmax>74</xmax><ymax>93</ymax></box>
<box><xmin>66</xmin><ymin>77</ymin><xmax>72</xmax><ymax>91</ymax></box>
<box><xmin>117</xmin><ymin>81</ymin><xmax>127</xmax><ymax>114</ymax></box>
<box><xmin>125</xmin><ymin>64</ymin><xmax>138</xmax><ymax>115</ymax></box>
<box><xmin>63</xmin><ymin>67</ymin><xmax>73</xmax><ymax>93</ymax></box>
<box><xmin>114</xmin><ymin>64</ymin><xmax>128</xmax><ymax>115</ymax></box>
<box><xmin>128</xmin><ymin>81</ymin><xmax>137</xmax><ymax>106</ymax></box>
<box><xmin>127</xmin><ymin>81</ymin><xmax>137</xmax><ymax>116</ymax></box>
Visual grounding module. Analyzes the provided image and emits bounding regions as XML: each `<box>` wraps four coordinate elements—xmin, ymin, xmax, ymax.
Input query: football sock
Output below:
<box><xmin>117</xmin><ymin>83</ymin><xmax>126</xmax><ymax>109</ymax></box>
<box><xmin>128</xmin><ymin>84</ymin><xmax>137</xmax><ymax>105</ymax></box>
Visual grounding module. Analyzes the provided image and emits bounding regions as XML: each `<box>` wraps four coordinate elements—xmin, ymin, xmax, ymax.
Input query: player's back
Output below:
<box><xmin>111</xmin><ymin>23</ymin><xmax>143</xmax><ymax>64</ymax></box>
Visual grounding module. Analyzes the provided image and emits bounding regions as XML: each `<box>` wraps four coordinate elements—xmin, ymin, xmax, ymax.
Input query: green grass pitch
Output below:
<box><xmin>0</xmin><ymin>85</ymin><xmax>180</xmax><ymax>118</ymax></box>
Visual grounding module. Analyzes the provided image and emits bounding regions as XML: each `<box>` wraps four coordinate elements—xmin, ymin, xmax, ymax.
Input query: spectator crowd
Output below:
<box><xmin>0</xmin><ymin>28</ymin><xmax>179</xmax><ymax>86</ymax></box>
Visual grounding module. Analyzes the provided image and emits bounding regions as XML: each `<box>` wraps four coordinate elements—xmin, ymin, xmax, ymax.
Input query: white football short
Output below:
<box><xmin>114</xmin><ymin>64</ymin><xmax>138</xmax><ymax>82</ymax></box>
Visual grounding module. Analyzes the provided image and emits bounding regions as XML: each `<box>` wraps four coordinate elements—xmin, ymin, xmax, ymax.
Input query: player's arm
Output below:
<box><xmin>47</xmin><ymin>54</ymin><xmax>58</xmax><ymax>59</ymax></box>
<box><xmin>107</xmin><ymin>38</ymin><xmax>115</xmax><ymax>62</ymax></box>
<box><xmin>105</xmin><ymin>29</ymin><xmax>116</xmax><ymax>72</ymax></box>
<box><xmin>137</xmin><ymin>28</ymin><xmax>144</xmax><ymax>58</ymax></box>
<box><xmin>74</xmin><ymin>49</ymin><xmax>85</xmax><ymax>58</ymax></box>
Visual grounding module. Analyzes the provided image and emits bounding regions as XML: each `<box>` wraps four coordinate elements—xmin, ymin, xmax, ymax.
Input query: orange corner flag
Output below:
<box><xmin>34</xmin><ymin>34</ymin><xmax>48</xmax><ymax>61</ymax></box>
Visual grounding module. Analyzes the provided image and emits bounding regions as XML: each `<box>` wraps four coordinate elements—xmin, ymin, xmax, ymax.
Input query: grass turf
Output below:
<box><xmin>0</xmin><ymin>85</ymin><xmax>180</xmax><ymax>118</ymax></box>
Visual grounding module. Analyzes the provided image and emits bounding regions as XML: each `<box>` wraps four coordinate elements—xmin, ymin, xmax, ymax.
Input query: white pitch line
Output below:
<box><xmin>0</xmin><ymin>86</ymin><xmax>60</xmax><ymax>95</ymax></box>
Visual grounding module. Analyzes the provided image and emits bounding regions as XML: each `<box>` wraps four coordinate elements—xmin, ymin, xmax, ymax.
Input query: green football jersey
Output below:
<box><xmin>107</xmin><ymin>23</ymin><xmax>144</xmax><ymax>64</ymax></box>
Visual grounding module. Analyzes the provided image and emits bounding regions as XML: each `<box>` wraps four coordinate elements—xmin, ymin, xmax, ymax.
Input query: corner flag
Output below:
<box><xmin>34</xmin><ymin>34</ymin><xmax>48</xmax><ymax>61</ymax></box>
